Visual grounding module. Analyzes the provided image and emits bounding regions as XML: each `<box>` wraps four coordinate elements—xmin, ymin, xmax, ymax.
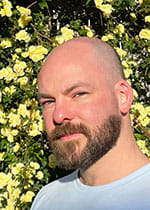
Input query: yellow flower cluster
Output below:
<box><xmin>0</xmin><ymin>172</ymin><xmax>21</xmax><ymax>209</ymax></box>
<box><xmin>17</xmin><ymin>103</ymin><xmax>30</xmax><ymax>118</ymax></box>
<box><xmin>113</xmin><ymin>24</ymin><xmax>125</xmax><ymax>37</ymax></box>
<box><xmin>83</xmin><ymin>25</ymin><xmax>94</xmax><ymax>37</ymax></box>
<box><xmin>8</xmin><ymin>112</ymin><xmax>21</xmax><ymax>127</ymax></box>
<box><xmin>29</xmin><ymin>120</ymin><xmax>44</xmax><ymax>137</ymax></box>
<box><xmin>20</xmin><ymin>45</ymin><xmax>48</xmax><ymax>62</ymax></box>
<box><xmin>13</xmin><ymin>142</ymin><xmax>20</xmax><ymax>153</ymax></box>
<box><xmin>15</xmin><ymin>29</ymin><xmax>31</xmax><ymax>42</ymax></box>
<box><xmin>0</xmin><ymin>66</ymin><xmax>15</xmax><ymax>83</ymax></box>
<box><xmin>1</xmin><ymin>99</ymin><xmax>44</xmax><ymax>141</ymax></box>
<box><xmin>94</xmin><ymin>0</ymin><xmax>113</xmax><ymax>17</ymax></box>
<box><xmin>0</xmin><ymin>40</ymin><xmax>12</xmax><ymax>48</ymax></box>
<box><xmin>122</xmin><ymin>60</ymin><xmax>137</xmax><ymax>78</ymax></box>
<box><xmin>115</xmin><ymin>47</ymin><xmax>127</xmax><ymax>58</ymax></box>
<box><xmin>0</xmin><ymin>164</ymin><xmax>36</xmax><ymax>209</ymax></box>
<box><xmin>30</xmin><ymin>162</ymin><xmax>40</xmax><ymax>170</ymax></box>
<box><xmin>11</xmin><ymin>163</ymin><xmax>24</xmax><ymax>175</ymax></box>
<box><xmin>138</xmin><ymin>0</ymin><xmax>143</xmax><ymax>4</ymax></box>
<box><xmin>0</xmin><ymin>60</ymin><xmax>28</xmax><ymax>83</ymax></box>
<box><xmin>145</xmin><ymin>15</ymin><xmax>150</xmax><ymax>23</ymax></box>
<box><xmin>2</xmin><ymin>162</ymin><xmax>42</xmax><ymax>197</ymax></box>
<box><xmin>130</xmin><ymin>13</ymin><xmax>136</xmax><ymax>18</ymax></box>
<box><xmin>137</xmin><ymin>140</ymin><xmax>150</xmax><ymax>157</ymax></box>
<box><xmin>20</xmin><ymin>191</ymin><xmax>35</xmax><ymax>203</ymax></box>
<box><xmin>1</xmin><ymin>127</ymin><xmax>18</xmax><ymax>142</ymax></box>
<box><xmin>139</xmin><ymin>29</ymin><xmax>150</xmax><ymax>40</ymax></box>
<box><xmin>55</xmin><ymin>26</ymin><xmax>74</xmax><ymax>44</ymax></box>
<box><xmin>16</xmin><ymin>6</ymin><xmax>32</xmax><ymax>28</ymax></box>
<box><xmin>102</xmin><ymin>33</ymin><xmax>114</xmax><ymax>41</ymax></box>
<box><xmin>36</xmin><ymin>171</ymin><xmax>44</xmax><ymax>180</ymax></box>
<box><xmin>0</xmin><ymin>172</ymin><xmax>11</xmax><ymax>188</ymax></box>
<box><xmin>27</xmin><ymin>45</ymin><xmax>48</xmax><ymax>62</ymax></box>
<box><xmin>14</xmin><ymin>60</ymin><xmax>27</xmax><ymax>77</ymax></box>
<box><xmin>3</xmin><ymin>85</ymin><xmax>16</xmax><ymax>95</ymax></box>
<box><xmin>131</xmin><ymin>103</ymin><xmax>150</xmax><ymax>127</ymax></box>
<box><xmin>0</xmin><ymin>0</ymin><xmax>12</xmax><ymax>17</ymax></box>
<box><xmin>17</xmin><ymin>76</ymin><xmax>28</xmax><ymax>86</ymax></box>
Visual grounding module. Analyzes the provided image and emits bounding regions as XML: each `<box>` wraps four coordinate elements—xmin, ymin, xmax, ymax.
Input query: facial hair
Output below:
<box><xmin>47</xmin><ymin>115</ymin><xmax>121</xmax><ymax>170</ymax></box>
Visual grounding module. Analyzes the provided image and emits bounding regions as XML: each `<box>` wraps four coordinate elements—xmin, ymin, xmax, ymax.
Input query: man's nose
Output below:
<box><xmin>52</xmin><ymin>101</ymin><xmax>75</xmax><ymax>126</ymax></box>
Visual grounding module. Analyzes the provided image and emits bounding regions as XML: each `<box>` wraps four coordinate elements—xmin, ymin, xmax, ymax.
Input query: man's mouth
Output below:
<box><xmin>60</xmin><ymin>132</ymin><xmax>82</xmax><ymax>142</ymax></box>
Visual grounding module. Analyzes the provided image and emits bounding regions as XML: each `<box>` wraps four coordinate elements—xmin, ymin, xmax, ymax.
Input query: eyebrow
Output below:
<box><xmin>38</xmin><ymin>82</ymin><xmax>93</xmax><ymax>101</ymax></box>
<box><xmin>37</xmin><ymin>93</ymin><xmax>53</xmax><ymax>101</ymax></box>
<box><xmin>63</xmin><ymin>82</ymin><xmax>93</xmax><ymax>95</ymax></box>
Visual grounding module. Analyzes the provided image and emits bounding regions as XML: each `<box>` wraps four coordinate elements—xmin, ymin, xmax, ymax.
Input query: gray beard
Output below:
<box><xmin>48</xmin><ymin>115</ymin><xmax>121</xmax><ymax>170</ymax></box>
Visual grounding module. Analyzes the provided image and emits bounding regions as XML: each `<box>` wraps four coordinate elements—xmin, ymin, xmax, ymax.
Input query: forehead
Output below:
<box><xmin>38</xmin><ymin>44</ymin><xmax>110</xmax><ymax>93</ymax></box>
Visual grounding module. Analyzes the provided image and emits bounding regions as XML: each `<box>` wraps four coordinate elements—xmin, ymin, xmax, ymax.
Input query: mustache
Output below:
<box><xmin>48</xmin><ymin>122</ymin><xmax>90</xmax><ymax>142</ymax></box>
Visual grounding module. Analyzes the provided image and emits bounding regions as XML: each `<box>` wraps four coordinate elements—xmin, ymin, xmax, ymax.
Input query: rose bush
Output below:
<box><xmin>0</xmin><ymin>0</ymin><xmax>149</xmax><ymax>209</ymax></box>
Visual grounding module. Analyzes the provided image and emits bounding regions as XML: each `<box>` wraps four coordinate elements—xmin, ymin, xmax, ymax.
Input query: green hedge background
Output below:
<box><xmin>0</xmin><ymin>0</ymin><xmax>150</xmax><ymax>209</ymax></box>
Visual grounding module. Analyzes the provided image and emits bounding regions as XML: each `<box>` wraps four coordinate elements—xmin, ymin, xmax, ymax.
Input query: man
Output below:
<box><xmin>31</xmin><ymin>37</ymin><xmax>150</xmax><ymax>210</ymax></box>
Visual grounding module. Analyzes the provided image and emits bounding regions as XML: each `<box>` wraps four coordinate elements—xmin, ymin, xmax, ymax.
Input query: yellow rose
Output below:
<box><xmin>83</xmin><ymin>25</ymin><xmax>94</xmax><ymax>37</ymax></box>
<box><xmin>139</xmin><ymin>29</ymin><xmax>150</xmax><ymax>40</ymax></box>
<box><xmin>0</xmin><ymin>4</ymin><xmax>12</xmax><ymax>17</ymax></box>
<box><xmin>4</xmin><ymin>85</ymin><xmax>16</xmax><ymax>94</ymax></box>
<box><xmin>0</xmin><ymin>40</ymin><xmax>12</xmax><ymax>48</ymax></box>
<box><xmin>124</xmin><ymin>68</ymin><xmax>133</xmax><ymax>78</ymax></box>
<box><xmin>17</xmin><ymin>76</ymin><xmax>28</xmax><ymax>86</ymax></box>
<box><xmin>0</xmin><ymin>172</ymin><xmax>11</xmax><ymax>188</ymax></box>
<box><xmin>17</xmin><ymin>104</ymin><xmax>30</xmax><ymax>118</ymax></box>
<box><xmin>94</xmin><ymin>0</ymin><xmax>103</xmax><ymax>8</ymax></box>
<box><xmin>20</xmin><ymin>191</ymin><xmax>35</xmax><ymax>203</ymax></box>
<box><xmin>115</xmin><ymin>47</ymin><xmax>127</xmax><ymax>58</ymax></box>
<box><xmin>30</xmin><ymin>162</ymin><xmax>40</xmax><ymax>170</ymax></box>
<box><xmin>16</xmin><ymin>6</ymin><xmax>31</xmax><ymax>16</ymax></box>
<box><xmin>11</xmin><ymin>163</ymin><xmax>24</xmax><ymax>175</ymax></box>
<box><xmin>130</xmin><ymin>13</ymin><xmax>136</xmax><ymax>18</ymax></box>
<box><xmin>13</xmin><ymin>143</ymin><xmax>20</xmax><ymax>153</ymax></box>
<box><xmin>0</xmin><ymin>66</ymin><xmax>15</xmax><ymax>82</ymax></box>
<box><xmin>28</xmin><ymin>45</ymin><xmax>48</xmax><ymax>62</ymax></box>
<box><xmin>15</xmin><ymin>30</ymin><xmax>31</xmax><ymax>42</ymax></box>
<box><xmin>18</xmin><ymin>15</ymin><xmax>32</xmax><ymax>28</ymax></box>
<box><xmin>99</xmin><ymin>4</ymin><xmax>113</xmax><ymax>17</ymax></box>
<box><xmin>8</xmin><ymin>112</ymin><xmax>21</xmax><ymax>127</ymax></box>
<box><xmin>36</xmin><ymin>171</ymin><xmax>44</xmax><ymax>180</ymax></box>
<box><xmin>56</xmin><ymin>27</ymin><xmax>74</xmax><ymax>44</ymax></box>
<box><xmin>145</xmin><ymin>15</ymin><xmax>150</xmax><ymax>23</ymax></box>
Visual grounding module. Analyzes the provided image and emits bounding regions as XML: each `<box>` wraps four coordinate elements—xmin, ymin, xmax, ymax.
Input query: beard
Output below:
<box><xmin>47</xmin><ymin>115</ymin><xmax>121</xmax><ymax>170</ymax></box>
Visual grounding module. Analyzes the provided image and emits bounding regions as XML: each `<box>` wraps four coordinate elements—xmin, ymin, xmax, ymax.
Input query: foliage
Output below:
<box><xmin>0</xmin><ymin>0</ymin><xmax>149</xmax><ymax>209</ymax></box>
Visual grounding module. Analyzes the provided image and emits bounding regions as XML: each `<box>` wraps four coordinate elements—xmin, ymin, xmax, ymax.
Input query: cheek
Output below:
<box><xmin>76</xmin><ymin>97</ymin><xmax>118</xmax><ymax>125</ymax></box>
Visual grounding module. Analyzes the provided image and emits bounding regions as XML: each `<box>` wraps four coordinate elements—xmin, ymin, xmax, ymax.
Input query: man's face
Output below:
<box><xmin>38</xmin><ymin>44</ymin><xmax>121</xmax><ymax>170</ymax></box>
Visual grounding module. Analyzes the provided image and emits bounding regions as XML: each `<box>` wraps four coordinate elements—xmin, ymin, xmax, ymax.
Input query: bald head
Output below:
<box><xmin>41</xmin><ymin>37</ymin><xmax>125</xmax><ymax>84</ymax></box>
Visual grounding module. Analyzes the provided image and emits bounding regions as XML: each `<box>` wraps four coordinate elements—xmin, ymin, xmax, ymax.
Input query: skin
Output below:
<box><xmin>38</xmin><ymin>37</ymin><xmax>149</xmax><ymax>186</ymax></box>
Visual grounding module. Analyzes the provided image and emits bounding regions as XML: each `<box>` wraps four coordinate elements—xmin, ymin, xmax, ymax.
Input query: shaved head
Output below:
<box><xmin>41</xmin><ymin>37</ymin><xmax>125</xmax><ymax>85</ymax></box>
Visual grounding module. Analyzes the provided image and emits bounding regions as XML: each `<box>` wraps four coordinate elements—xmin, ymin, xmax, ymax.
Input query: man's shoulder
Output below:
<box><xmin>31</xmin><ymin>170</ymin><xmax>78</xmax><ymax>210</ymax></box>
<box><xmin>41</xmin><ymin>170</ymin><xmax>78</xmax><ymax>192</ymax></box>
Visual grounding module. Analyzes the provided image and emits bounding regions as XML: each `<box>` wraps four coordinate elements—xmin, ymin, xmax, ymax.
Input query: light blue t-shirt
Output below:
<box><xmin>31</xmin><ymin>164</ymin><xmax>150</xmax><ymax>210</ymax></box>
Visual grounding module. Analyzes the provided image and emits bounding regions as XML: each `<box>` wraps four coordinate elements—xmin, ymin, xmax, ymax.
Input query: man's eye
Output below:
<box><xmin>74</xmin><ymin>92</ymin><xmax>88</xmax><ymax>97</ymax></box>
<box><xmin>40</xmin><ymin>100</ymin><xmax>55</xmax><ymax>106</ymax></box>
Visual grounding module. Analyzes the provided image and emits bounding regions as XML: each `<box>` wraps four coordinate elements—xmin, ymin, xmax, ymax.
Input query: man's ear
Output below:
<box><xmin>115</xmin><ymin>80</ymin><xmax>133</xmax><ymax>115</ymax></box>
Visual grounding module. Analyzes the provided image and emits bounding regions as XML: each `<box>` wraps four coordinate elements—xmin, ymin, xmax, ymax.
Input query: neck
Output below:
<box><xmin>79</xmin><ymin>120</ymin><xmax>149</xmax><ymax>186</ymax></box>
